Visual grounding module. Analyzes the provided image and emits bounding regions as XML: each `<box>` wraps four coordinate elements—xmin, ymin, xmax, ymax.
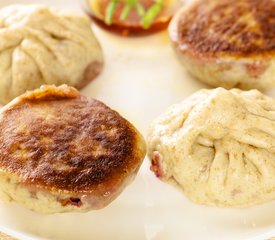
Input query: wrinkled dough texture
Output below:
<box><xmin>0</xmin><ymin>5</ymin><xmax>103</xmax><ymax>104</ymax></box>
<box><xmin>148</xmin><ymin>88</ymin><xmax>275</xmax><ymax>207</ymax></box>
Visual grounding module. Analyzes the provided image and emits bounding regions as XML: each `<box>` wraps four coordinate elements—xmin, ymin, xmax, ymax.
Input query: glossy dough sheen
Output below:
<box><xmin>169</xmin><ymin>0</ymin><xmax>275</xmax><ymax>90</ymax></box>
<box><xmin>0</xmin><ymin>5</ymin><xmax>103</xmax><ymax>104</ymax></box>
<box><xmin>0</xmin><ymin>85</ymin><xmax>146</xmax><ymax>214</ymax></box>
<box><xmin>148</xmin><ymin>88</ymin><xmax>275</xmax><ymax>207</ymax></box>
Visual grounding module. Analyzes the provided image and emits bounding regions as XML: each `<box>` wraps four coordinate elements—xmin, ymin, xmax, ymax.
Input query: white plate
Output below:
<box><xmin>0</xmin><ymin>1</ymin><xmax>275</xmax><ymax>239</ymax></box>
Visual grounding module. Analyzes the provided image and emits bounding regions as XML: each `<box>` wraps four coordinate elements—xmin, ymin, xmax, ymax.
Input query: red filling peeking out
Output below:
<box><xmin>60</xmin><ymin>197</ymin><xmax>82</xmax><ymax>207</ymax></box>
<box><xmin>150</xmin><ymin>151</ymin><xmax>164</xmax><ymax>178</ymax></box>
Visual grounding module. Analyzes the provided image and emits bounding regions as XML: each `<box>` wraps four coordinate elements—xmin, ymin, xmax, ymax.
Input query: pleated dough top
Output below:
<box><xmin>148</xmin><ymin>88</ymin><xmax>275</xmax><ymax>207</ymax></box>
<box><xmin>0</xmin><ymin>5</ymin><xmax>103</xmax><ymax>104</ymax></box>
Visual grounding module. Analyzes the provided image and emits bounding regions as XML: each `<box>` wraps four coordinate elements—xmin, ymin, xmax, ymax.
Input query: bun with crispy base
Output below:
<box><xmin>169</xmin><ymin>0</ymin><xmax>275</xmax><ymax>90</ymax></box>
<box><xmin>0</xmin><ymin>85</ymin><xmax>146</xmax><ymax>214</ymax></box>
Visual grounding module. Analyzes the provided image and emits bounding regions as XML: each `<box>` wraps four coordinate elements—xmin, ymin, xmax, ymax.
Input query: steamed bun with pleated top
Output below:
<box><xmin>148</xmin><ymin>88</ymin><xmax>275</xmax><ymax>207</ymax></box>
<box><xmin>0</xmin><ymin>4</ymin><xmax>103</xmax><ymax>104</ymax></box>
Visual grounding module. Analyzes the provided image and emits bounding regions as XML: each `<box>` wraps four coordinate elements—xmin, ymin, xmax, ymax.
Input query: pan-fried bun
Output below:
<box><xmin>169</xmin><ymin>0</ymin><xmax>275</xmax><ymax>90</ymax></box>
<box><xmin>0</xmin><ymin>85</ymin><xmax>146</xmax><ymax>214</ymax></box>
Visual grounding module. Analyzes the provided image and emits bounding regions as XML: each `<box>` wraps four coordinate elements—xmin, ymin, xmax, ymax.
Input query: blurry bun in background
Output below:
<box><xmin>169</xmin><ymin>0</ymin><xmax>275</xmax><ymax>90</ymax></box>
<box><xmin>0</xmin><ymin>5</ymin><xmax>103</xmax><ymax>104</ymax></box>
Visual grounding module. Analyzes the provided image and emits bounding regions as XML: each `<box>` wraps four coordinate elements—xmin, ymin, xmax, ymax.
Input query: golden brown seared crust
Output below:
<box><xmin>0</xmin><ymin>85</ymin><xmax>145</xmax><ymax>194</ymax></box>
<box><xmin>177</xmin><ymin>0</ymin><xmax>275</xmax><ymax>57</ymax></box>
